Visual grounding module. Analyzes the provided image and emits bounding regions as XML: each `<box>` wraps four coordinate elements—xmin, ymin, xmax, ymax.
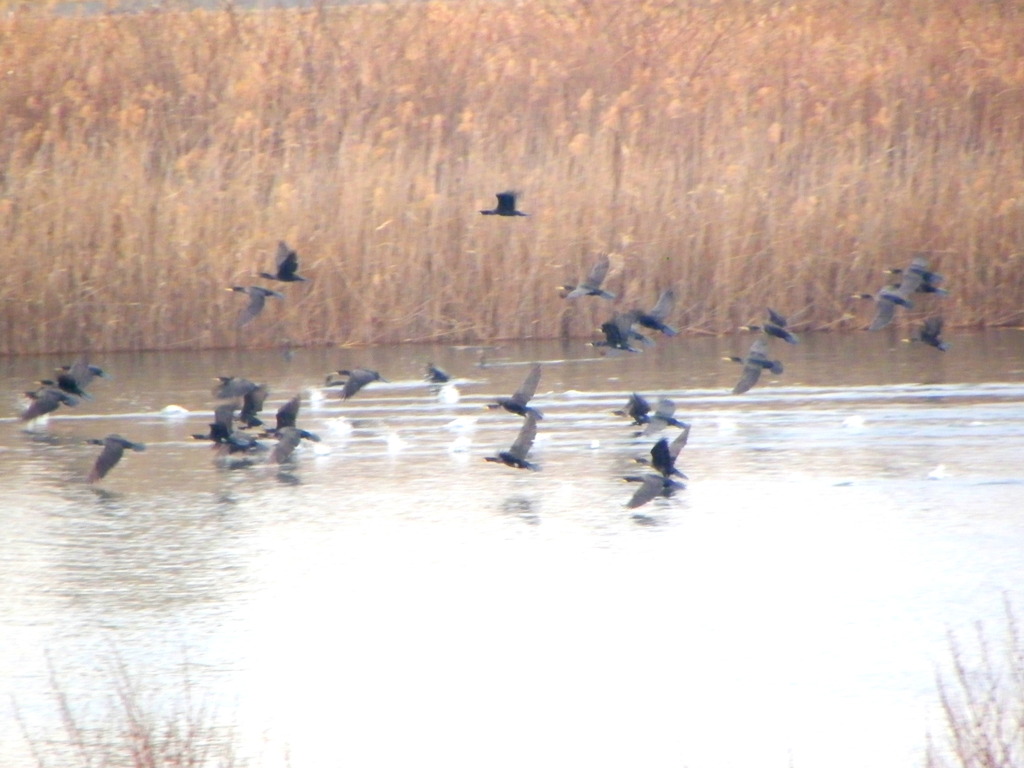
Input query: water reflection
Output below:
<box><xmin>2</xmin><ymin>330</ymin><xmax>1024</xmax><ymax>768</ymax></box>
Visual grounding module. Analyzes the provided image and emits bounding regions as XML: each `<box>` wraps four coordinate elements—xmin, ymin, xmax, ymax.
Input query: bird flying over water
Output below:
<box><xmin>886</xmin><ymin>257</ymin><xmax>947</xmax><ymax>295</ymax></box>
<box><xmin>636</xmin><ymin>425</ymin><xmax>691</xmax><ymax>479</ymax></box>
<box><xmin>725</xmin><ymin>337</ymin><xmax>784</xmax><ymax>394</ymax></box>
<box><xmin>259</xmin><ymin>241</ymin><xmax>308</xmax><ymax>283</ymax></box>
<box><xmin>906</xmin><ymin>316</ymin><xmax>950</xmax><ymax>351</ymax></box>
<box><xmin>230</xmin><ymin>285</ymin><xmax>284</xmax><ymax>327</ymax></box>
<box><xmin>87</xmin><ymin>434</ymin><xmax>145</xmax><ymax>483</ymax></box>
<box><xmin>484</xmin><ymin>412</ymin><xmax>540</xmax><ymax>470</ymax></box>
<box><xmin>562</xmin><ymin>254</ymin><xmax>615</xmax><ymax>299</ymax></box>
<box><xmin>268</xmin><ymin>426</ymin><xmax>320</xmax><ymax>464</ymax></box>
<box><xmin>853</xmin><ymin>257</ymin><xmax>930</xmax><ymax>330</ymax></box>
<box><xmin>743</xmin><ymin>308</ymin><xmax>799</xmax><ymax>344</ymax></box>
<box><xmin>623</xmin><ymin>473</ymin><xmax>685</xmax><ymax>509</ymax></box>
<box><xmin>20</xmin><ymin>385</ymin><xmax>78</xmax><ymax>422</ymax></box>
<box><xmin>487</xmin><ymin>363</ymin><xmax>543</xmax><ymax>419</ymax></box>
<box><xmin>614</xmin><ymin>392</ymin><xmax>652</xmax><ymax>425</ymax></box>
<box><xmin>632</xmin><ymin>289</ymin><xmax>678</xmax><ymax>337</ymax></box>
<box><xmin>591</xmin><ymin>313</ymin><xmax>644</xmax><ymax>353</ymax></box>
<box><xmin>480</xmin><ymin>191</ymin><xmax>527</xmax><ymax>217</ymax></box>
<box><xmin>325</xmin><ymin>368</ymin><xmax>388</xmax><ymax>400</ymax></box>
<box><xmin>637</xmin><ymin>398</ymin><xmax>687</xmax><ymax>436</ymax></box>
<box><xmin>212</xmin><ymin>376</ymin><xmax>261</xmax><ymax>400</ymax></box>
<box><xmin>425</xmin><ymin>363</ymin><xmax>451</xmax><ymax>384</ymax></box>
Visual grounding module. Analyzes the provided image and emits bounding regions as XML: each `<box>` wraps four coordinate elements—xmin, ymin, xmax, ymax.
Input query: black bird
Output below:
<box><xmin>86</xmin><ymin>434</ymin><xmax>145</xmax><ymax>483</ymax></box>
<box><xmin>743</xmin><ymin>308</ymin><xmax>799</xmax><ymax>344</ymax></box>
<box><xmin>487</xmin><ymin>363</ymin><xmax>543</xmax><ymax>419</ymax></box>
<box><xmin>637</xmin><ymin>398</ymin><xmax>687</xmax><ymax>436</ymax></box>
<box><xmin>632</xmin><ymin>289</ymin><xmax>678</xmax><ymax>337</ymax></box>
<box><xmin>725</xmin><ymin>337</ymin><xmax>784</xmax><ymax>394</ymax></box>
<box><xmin>637</xmin><ymin>424</ymin><xmax>691</xmax><ymax>479</ymax></box>
<box><xmin>39</xmin><ymin>375</ymin><xmax>90</xmax><ymax>400</ymax></box>
<box><xmin>907</xmin><ymin>316</ymin><xmax>950</xmax><ymax>351</ymax></box>
<box><xmin>239</xmin><ymin>384</ymin><xmax>269</xmax><ymax>428</ymax></box>
<box><xmin>613</xmin><ymin>392</ymin><xmax>651</xmax><ymax>425</ymax></box>
<box><xmin>425</xmin><ymin>363</ymin><xmax>451</xmax><ymax>384</ymax></box>
<box><xmin>230</xmin><ymin>285</ymin><xmax>284</xmax><ymax>327</ymax></box>
<box><xmin>192</xmin><ymin>402</ymin><xmax>237</xmax><ymax>442</ymax></box>
<box><xmin>562</xmin><ymin>254</ymin><xmax>615</xmax><ymax>299</ymax></box>
<box><xmin>259</xmin><ymin>240</ymin><xmax>308</xmax><ymax>282</ymax></box>
<box><xmin>623</xmin><ymin>474</ymin><xmax>685</xmax><ymax>509</ymax></box>
<box><xmin>886</xmin><ymin>257</ymin><xmax>947</xmax><ymax>295</ymax></box>
<box><xmin>258</xmin><ymin>395</ymin><xmax>320</xmax><ymax>442</ymax></box>
<box><xmin>591</xmin><ymin>313</ymin><xmax>643</xmax><ymax>353</ymax></box>
<box><xmin>484</xmin><ymin>412</ymin><xmax>540</xmax><ymax>470</ymax></box>
<box><xmin>213</xmin><ymin>376</ymin><xmax>260</xmax><ymax>400</ymax></box>
<box><xmin>268</xmin><ymin>426</ymin><xmax>320</xmax><ymax>464</ymax></box>
<box><xmin>56</xmin><ymin>355</ymin><xmax>108</xmax><ymax>396</ymax></box>
<box><xmin>326</xmin><ymin>368</ymin><xmax>388</xmax><ymax>400</ymax></box>
<box><xmin>20</xmin><ymin>386</ymin><xmax>78</xmax><ymax>422</ymax></box>
<box><xmin>853</xmin><ymin>263</ymin><xmax>923</xmax><ymax>331</ymax></box>
<box><xmin>480</xmin><ymin>190</ymin><xmax>527</xmax><ymax>217</ymax></box>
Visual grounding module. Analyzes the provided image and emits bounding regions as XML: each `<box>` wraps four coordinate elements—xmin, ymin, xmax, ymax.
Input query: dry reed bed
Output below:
<box><xmin>1</xmin><ymin>0</ymin><xmax>1023</xmax><ymax>354</ymax></box>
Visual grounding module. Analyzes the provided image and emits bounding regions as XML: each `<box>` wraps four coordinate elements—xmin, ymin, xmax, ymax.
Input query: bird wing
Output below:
<box><xmin>270</xmin><ymin>427</ymin><xmax>302</xmax><ymax>463</ymax></box>
<box><xmin>67</xmin><ymin>355</ymin><xmax>96</xmax><ymax>390</ymax></box>
<box><xmin>89</xmin><ymin>439</ymin><xmax>126</xmax><ymax>482</ymax></box>
<box><xmin>495</xmin><ymin>191</ymin><xmax>517</xmax><ymax>213</ymax></box>
<box><xmin>732</xmin><ymin>362</ymin><xmax>763</xmax><ymax>394</ymax></box>
<box><xmin>276</xmin><ymin>395</ymin><xmax>300</xmax><ymax>429</ymax></box>
<box><xmin>650</xmin><ymin>438</ymin><xmax>673</xmax><ymax>476</ymax></box>
<box><xmin>653</xmin><ymin>398</ymin><xmax>677</xmax><ymax>420</ymax></box>
<box><xmin>583</xmin><ymin>254</ymin><xmax>610</xmax><ymax>289</ymax></box>
<box><xmin>508</xmin><ymin>412</ymin><xmax>538</xmax><ymax>460</ymax></box>
<box><xmin>648</xmin><ymin>289</ymin><xmax>676</xmax><ymax>321</ymax></box>
<box><xmin>626</xmin><ymin>475</ymin><xmax>665</xmax><ymax>509</ymax></box>
<box><xmin>767</xmin><ymin>308</ymin><xmax>788</xmax><ymax>327</ymax></box>
<box><xmin>236</xmin><ymin>289</ymin><xmax>266</xmax><ymax>327</ymax></box>
<box><xmin>512</xmin><ymin>364</ymin><xmax>542</xmax><ymax>405</ymax></box>
<box><xmin>868</xmin><ymin>295</ymin><xmax>897</xmax><ymax>330</ymax></box>
<box><xmin>669</xmin><ymin>423</ymin><xmax>691</xmax><ymax>458</ymax></box>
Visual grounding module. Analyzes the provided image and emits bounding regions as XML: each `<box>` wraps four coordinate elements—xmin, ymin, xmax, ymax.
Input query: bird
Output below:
<box><xmin>886</xmin><ymin>257</ymin><xmax>947</xmax><ymax>295</ymax></box>
<box><xmin>258</xmin><ymin>395</ymin><xmax>321</xmax><ymax>442</ymax></box>
<box><xmin>853</xmin><ymin>261</ymin><xmax>924</xmax><ymax>330</ymax></box>
<box><xmin>484</xmin><ymin>412</ymin><xmax>540</xmax><ymax>470</ymax></box>
<box><xmin>230</xmin><ymin>285</ymin><xmax>284</xmax><ymax>327</ymax></box>
<box><xmin>623</xmin><ymin>474</ymin><xmax>685</xmax><ymax>509</ymax></box>
<box><xmin>259</xmin><ymin>240</ymin><xmax>308</xmax><ymax>282</ymax></box>
<box><xmin>725</xmin><ymin>337</ymin><xmax>784</xmax><ymax>394</ymax></box>
<box><xmin>325</xmin><ymin>368</ymin><xmax>387</xmax><ymax>400</ymax></box>
<box><xmin>20</xmin><ymin>386</ymin><xmax>79</xmax><ymax>422</ymax></box>
<box><xmin>487</xmin><ymin>363</ymin><xmax>543</xmax><ymax>418</ymax></box>
<box><xmin>637</xmin><ymin>424</ymin><xmax>691</xmax><ymax>479</ymax></box>
<box><xmin>632</xmin><ymin>289</ymin><xmax>677</xmax><ymax>336</ymax></box>
<box><xmin>637</xmin><ymin>398</ymin><xmax>687</xmax><ymax>436</ymax></box>
<box><xmin>268</xmin><ymin>426</ymin><xmax>320</xmax><ymax>464</ymax></box>
<box><xmin>86</xmin><ymin>434</ymin><xmax>145</xmax><ymax>483</ymax></box>
<box><xmin>425</xmin><ymin>363</ymin><xmax>451</xmax><ymax>384</ymax></box>
<box><xmin>591</xmin><ymin>313</ymin><xmax>644</xmax><ymax>353</ymax></box>
<box><xmin>743</xmin><ymin>308</ymin><xmax>799</xmax><ymax>344</ymax></box>
<box><xmin>480</xmin><ymin>190</ymin><xmax>527</xmax><ymax>216</ymax></box>
<box><xmin>613</xmin><ymin>392</ymin><xmax>651</xmax><ymax>425</ymax></box>
<box><xmin>192</xmin><ymin>402</ymin><xmax>237</xmax><ymax>442</ymax></box>
<box><xmin>239</xmin><ymin>384</ymin><xmax>269</xmax><ymax>428</ymax></box>
<box><xmin>212</xmin><ymin>376</ymin><xmax>260</xmax><ymax>400</ymax></box>
<box><xmin>55</xmin><ymin>355</ymin><xmax>108</xmax><ymax>396</ymax></box>
<box><xmin>562</xmin><ymin>254</ymin><xmax>615</xmax><ymax>299</ymax></box>
<box><xmin>906</xmin><ymin>316</ymin><xmax>950</xmax><ymax>351</ymax></box>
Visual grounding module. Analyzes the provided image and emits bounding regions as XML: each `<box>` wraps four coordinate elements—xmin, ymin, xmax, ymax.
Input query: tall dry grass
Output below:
<box><xmin>1</xmin><ymin>0</ymin><xmax>1023</xmax><ymax>354</ymax></box>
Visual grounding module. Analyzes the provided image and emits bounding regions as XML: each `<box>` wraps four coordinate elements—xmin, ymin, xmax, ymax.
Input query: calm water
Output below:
<box><xmin>3</xmin><ymin>330</ymin><xmax>1024</xmax><ymax>768</ymax></box>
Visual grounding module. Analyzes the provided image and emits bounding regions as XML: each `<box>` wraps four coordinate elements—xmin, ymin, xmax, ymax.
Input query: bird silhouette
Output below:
<box><xmin>425</xmin><ymin>363</ymin><xmax>451</xmax><ymax>384</ymax></box>
<box><xmin>623</xmin><ymin>474</ymin><xmax>685</xmax><ymax>509</ymax></box>
<box><xmin>268</xmin><ymin>426</ymin><xmax>320</xmax><ymax>464</ymax></box>
<box><xmin>886</xmin><ymin>256</ymin><xmax>947</xmax><ymax>295</ymax></box>
<box><xmin>192</xmin><ymin>402</ymin><xmax>237</xmax><ymax>442</ymax></box>
<box><xmin>613</xmin><ymin>392</ymin><xmax>651</xmax><ymax>425</ymax></box>
<box><xmin>632</xmin><ymin>289</ymin><xmax>677</xmax><ymax>336</ymax></box>
<box><xmin>239</xmin><ymin>384</ymin><xmax>269</xmax><ymax>428</ymax></box>
<box><xmin>591</xmin><ymin>313</ymin><xmax>644</xmax><ymax>353</ymax></box>
<box><xmin>636</xmin><ymin>398</ymin><xmax>687</xmax><ymax>436</ymax></box>
<box><xmin>212</xmin><ymin>376</ymin><xmax>260</xmax><ymax>400</ymax></box>
<box><xmin>87</xmin><ymin>434</ymin><xmax>145</xmax><ymax>483</ymax></box>
<box><xmin>230</xmin><ymin>285</ymin><xmax>284</xmax><ymax>327</ymax></box>
<box><xmin>325</xmin><ymin>368</ymin><xmax>388</xmax><ymax>400</ymax></box>
<box><xmin>636</xmin><ymin>424</ymin><xmax>691</xmax><ymax>479</ymax></box>
<box><xmin>20</xmin><ymin>386</ymin><xmax>78</xmax><ymax>422</ymax></box>
<box><xmin>562</xmin><ymin>254</ymin><xmax>615</xmax><ymax>299</ymax></box>
<box><xmin>259</xmin><ymin>241</ymin><xmax>308</xmax><ymax>282</ymax></box>
<box><xmin>487</xmin><ymin>363</ymin><xmax>543</xmax><ymax>418</ymax></box>
<box><xmin>853</xmin><ymin>259</ymin><xmax>925</xmax><ymax>330</ymax></box>
<box><xmin>725</xmin><ymin>337</ymin><xmax>784</xmax><ymax>394</ymax></box>
<box><xmin>484</xmin><ymin>412</ymin><xmax>540</xmax><ymax>470</ymax></box>
<box><xmin>743</xmin><ymin>308</ymin><xmax>799</xmax><ymax>344</ymax></box>
<box><xmin>480</xmin><ymin>191</ymin><xmax>528</xmax><ymax>216</ymax></box>
<box><xmin>906</xmin><ymin>316</ymin><xmax>950</xmax><ymax>351</ymax></box>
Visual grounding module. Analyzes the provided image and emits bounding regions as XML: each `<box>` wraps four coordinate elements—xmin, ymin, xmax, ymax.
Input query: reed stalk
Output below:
<box><xmin>1</xmin><ymin>0</ymin><xmax>1023</xmax><ymax>354</ymax></box>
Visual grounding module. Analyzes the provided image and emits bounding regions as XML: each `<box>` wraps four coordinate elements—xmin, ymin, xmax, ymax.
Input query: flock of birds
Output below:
<box><xmin>15</xmin><ymin>191</ymin><xmax>952</xmax><ymax>509</ymax></box>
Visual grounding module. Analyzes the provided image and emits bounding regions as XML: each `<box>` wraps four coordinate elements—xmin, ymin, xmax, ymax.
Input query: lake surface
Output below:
<box><xmin>3</xmin><ymin>330</ymin><xmax>1024</xmax><ymax>768</ymax></box>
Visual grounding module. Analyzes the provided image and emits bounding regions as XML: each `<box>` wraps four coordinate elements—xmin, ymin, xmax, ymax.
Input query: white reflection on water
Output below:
<box><xmin>2</xmin><ymin>331</ymin><xmax>1024</xmax><ymax>768</ymax></box>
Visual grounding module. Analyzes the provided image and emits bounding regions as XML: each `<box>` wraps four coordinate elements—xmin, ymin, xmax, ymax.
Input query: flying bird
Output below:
<box><xmin>886</xmin><ymin>257</ymin><xmax>947</xmax><ymax>295</ymax></box>
<box><xmin>259</xmin><ymin>241</ymin><xmax>308</xmax><ymax>282</ymax></box>
<box><xmin>613</xmin><ymin>392</ymin><xmax>651</xmax><ymax>425</ymax></box>
<box><xmin>636</xmin><ymin>398</ymin><xmax>687</xmax><ymax>436</ymax></box>
<box><xmin>325</xmin><ymin>368</ymin><xmax>388</xmax><ymax>400</ymax></box>
<box><xmin>230</xmin><ymin>285</ymin><xmax>284</xmax><ymax>327</ymax></box>
<box><xmin>623</xmin><ymin>474</ymin><xmax>685</xmax><ymax>509</ymax></box>
<box><xmin>87</xmin><ymin>434</ymin><xmax>145</xmax><ymax>483</ymax></box>
<box><xmin>480</xmin><ymin>191</ymin><xmax>527</xmax><ymax>217</ymax></box>
<box><xmin>268</xmin><ymin>426</ymin><xmax>320</xmax><ymax>464</ymax></box>
<box><xmin>743</xmin><ymin>308</ymin><xmax>799</xmax><ymax>344</ymax></box>
<box><xmin>192</xmin><ymin>402</ymin><xmax>237</xmax><ymax>442</ymax></box>
<box><xmin>212</xmin><ymin>376</ymin><xmax>261</xmax><ymax>400</ymax></box>
<box><xmin>239</xmin><ymin>384</ymin><xmax>269</xmax><ymax>428</ymax></box>
<box><xmin>906</xmin><ymin>316</ymin><xmax>950</xmax><ymax>351</ymax></box>
<box><xmin>20</xmin><ymin>386</ymin><xmax>78</xmax><ymax>422</ymax></box>
<box><xmin>725</xmin><ymin>337</ymin><xmax>784</xmax><ymax>394</ymax></box>
<box><xmin>484</xmin><ymin>412</ymin><xmax>540</xmax><ymax>470</ymax></box>
<box><xmin>562</xmin><ymin>254</ymin><xmax>615</xmax><ymax>299</ymax></box>
<box><xmin>853</xmin><ymin>259</ymin><xmax>925</xmax><ymax>331</ymax></box>
<box><xmin>425</xmin><ymin>363</ymin><xmax>451</xmax><ymax>384</ymax></box>
<box><xmin>591</xmin><ymin>313</ymin><xmax>644</xmax><ymax>353</ymax></box>
<box><xmin>636</xmin><ymin>424</ymin><xmax>691</xmax><ymax>479</ymax></box>
<box><xmin>632</xmin><ymin>289</ymin><xmax>678</xmax><ymax>337</ymax></box>
<box><xmin>54</xmin><ymin>355</ymin><xmax>108</xmax><ymax>397</ymax></box>
<box><xmin>486</xmin><ymin>363</ymin><xmax>543</xmax><ymax>419</ymax></box>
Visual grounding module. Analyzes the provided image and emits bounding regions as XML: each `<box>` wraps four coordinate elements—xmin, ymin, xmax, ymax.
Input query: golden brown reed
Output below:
<box><xmin>1</xmin><ymin>0</ymin><xmax>1023</xmax><ymax>354</ymax></box>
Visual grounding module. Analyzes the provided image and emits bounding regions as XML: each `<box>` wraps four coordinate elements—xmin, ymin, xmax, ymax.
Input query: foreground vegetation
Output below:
<box><xmin>1</xmin><ymin>0</ymin><xmax>1023</xmax><ymax>354</ymax></box>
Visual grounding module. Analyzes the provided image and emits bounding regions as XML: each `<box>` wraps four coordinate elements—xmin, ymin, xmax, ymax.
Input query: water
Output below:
<box><xmin>3</xmin><ymin>330</ymin><xmax>1024</xmax><ymax>768</ymax></box>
